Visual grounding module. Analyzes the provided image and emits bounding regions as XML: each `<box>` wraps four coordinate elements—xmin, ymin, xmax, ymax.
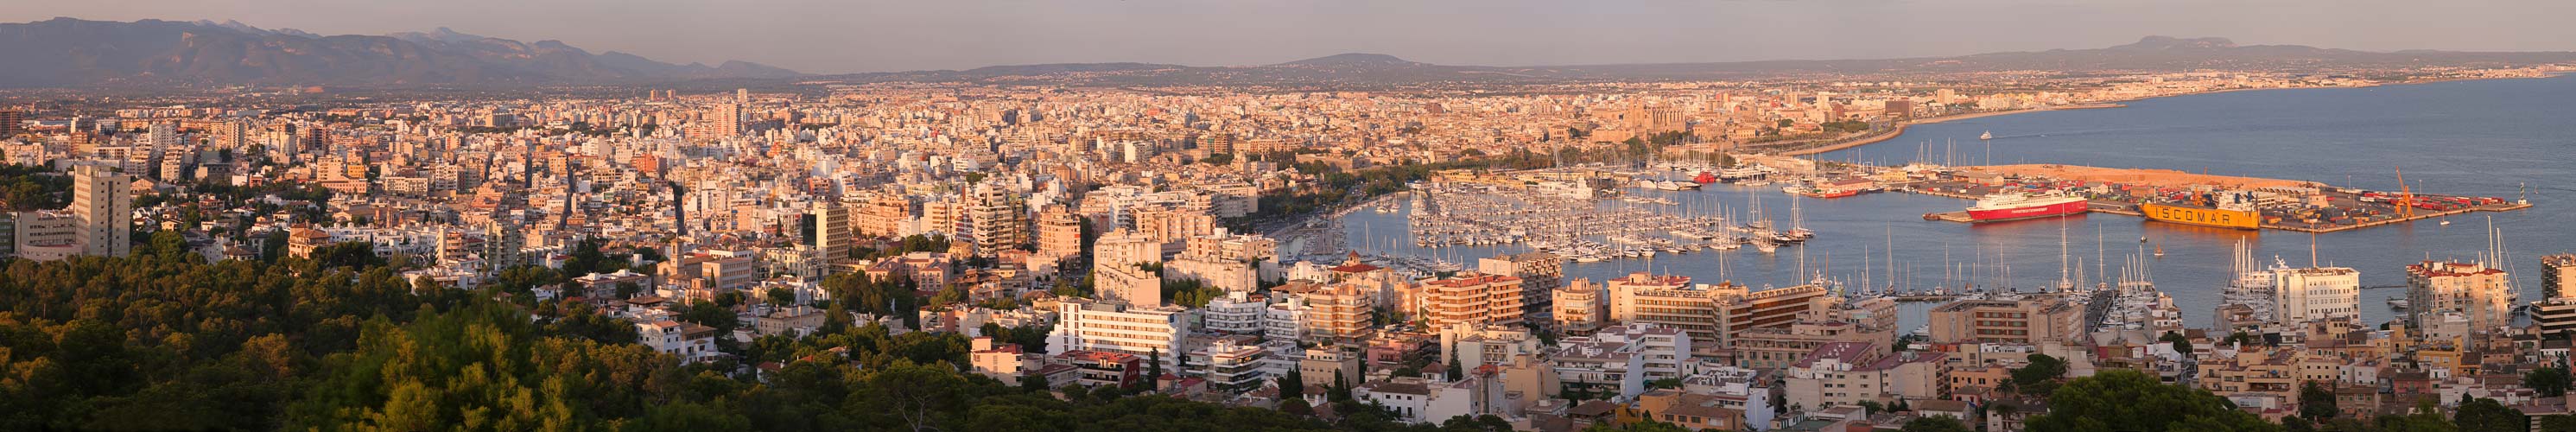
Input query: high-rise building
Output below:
<box><xmin>70</xmin><ymin>165</ymin><xmax>131</xmax><ymax>257</ymax></box>
<box><xmin>0</xmin><ymin>110</ymin><xmax>22</xmax><ymax>137</ymax></box>
<box><xmin>2271</xmin><ymin>266</ymin><xmax>2360</xmax><ymax>326</ymax></box>
<box><xmin>1478</xmin><ymin>251</ymin><xmax>1563</xmax><ymax>318</ymax></box>
<box><xmin>1035</xmin><ymin>206</ymin><xmax>1085</xmax><ymax>264</ymax></box>
<box><xmin>146</xmin><ymin>121</ymin><xmax>180</xmax><ymax>148</ymax></box>
<box><xmin>810</xmin><ymin>201</ymin><xmax>853</xmax><ymax>268</ymax></box>
<box><xmin>2406</xmin><ymin>260</ymin><xmax>2514</xmax><ymax>333</ymax></box>
<box><xmin>1420</xmin><ymin>273</ymin><xmax>1526</xmax><ymax>329</ymax></box>
<box><xmin>1605</xmin><ymin>272</ymin><xmax>1837</xmax><ymax>357</ymax></box>
<box><xmin>2543</xmin><ymin>254</ymin><xmax>2576</xmax><ymax>301</ymax></box>
<box><xmin>484</xmin><ymin>221</ymin><xmax>523</xmax><ymax>269</ymax></box>
<box><xmin>1273</xmin><ymin>280</ymin><xmax>1374</xmax><ymax>342</ymax></box>
<box><xmin>1554</xmin><ymin>278</ymin><xmax>1608</xmax><ymax>336</ymax></box>
<box><xmin>963</xmin><ymin>181</ymin><xmax>1030</xmax><ymax>256</ymax></box>
<box><xmin>709</xmin><ymin>104</ymin><xmax>744</xmax><ymax>137</ymax></box>
<box><xmin>2532</xmin><ymin>255</ymin><xmax>2576</xmax><ymax>337</ymax></box>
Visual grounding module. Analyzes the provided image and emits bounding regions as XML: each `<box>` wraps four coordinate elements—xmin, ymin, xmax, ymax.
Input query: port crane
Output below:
<box><xmin>2395</xmin><ymin>166</ymin><xmax>2414</xmax><ymax>218</ymax></box>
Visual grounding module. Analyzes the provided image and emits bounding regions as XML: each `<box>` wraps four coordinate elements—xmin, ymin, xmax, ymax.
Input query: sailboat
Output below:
<box><xmin>1979</xmin><ymin>130</ymin><xmax>1993</xmax><ymax>140</ymax></box>
<box><xmin>2153</xmin><ymin>241</ymin><xmax>2165</xmax><ymax>257</ymax></box>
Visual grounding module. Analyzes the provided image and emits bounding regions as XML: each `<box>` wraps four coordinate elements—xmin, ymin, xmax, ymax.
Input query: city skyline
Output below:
<box><xmin>11</xmin><ymin>0</ymin><xmax>2576</xmax><ymax>74</ymax></box>
<box><xmin>8</xmin><ymin>3</ymin><xmax>2576</xmax><ymax>430</ymax></box>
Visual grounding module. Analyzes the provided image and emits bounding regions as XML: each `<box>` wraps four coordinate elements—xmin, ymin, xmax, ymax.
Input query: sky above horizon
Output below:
<box><xmin>10</xmin><ymin>0</ymin><xmax>2575</xmax><ymax>74</ymax></box>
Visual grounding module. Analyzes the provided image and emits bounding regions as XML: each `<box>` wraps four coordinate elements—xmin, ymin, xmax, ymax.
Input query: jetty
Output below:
<box><xmin>1899</xmin><ymin>164</ymin><xmax>2531</xmax><ymax>232</ymax></box>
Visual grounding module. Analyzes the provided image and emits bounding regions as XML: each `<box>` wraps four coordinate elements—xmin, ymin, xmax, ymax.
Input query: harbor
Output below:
<box><xmin>1892</xmin><ymin>163</ymin><xmax>2532</xmax><ymax>233</ymax></box>
<box><xmin>1313</xmin><ymin>75</ymin><xmax>2576</xmax><ymax>331</ymax></box>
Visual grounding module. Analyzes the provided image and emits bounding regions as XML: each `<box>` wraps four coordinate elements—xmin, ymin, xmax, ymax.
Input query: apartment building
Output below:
<box><xmin>1046</xmin><ymin>299</ymin><xmax>1191</xmax><ymax>366</ymax></box>
<box><xmin>1925</xmin><ymin>295</ymin><xmax>2084</xmax><ymax>344</ymax></box>
<box><xmin>1421</xmin><ymin>273</ymin><xmax>1526</xmax><ymax>329</ymax></box>
<box><xmin>1606</xmin><ymin>272</ymin><xmax>1835</xmax><ymax>357</ymax></box>
<box><xmin>1784</xmin><ymin>342</ymin><xmax>1950</xmax><ymax>410</ymax></box>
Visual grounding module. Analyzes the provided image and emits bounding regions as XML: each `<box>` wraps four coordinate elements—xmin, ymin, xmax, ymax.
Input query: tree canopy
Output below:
<box><xmin>0</xmin><ymin>241</ymin><xmax>1403</xmax><ymax>431</ymax></box>
<box><xmin>2023</xmin><ymin>369</ymin><xmax>2282</xmax><ymax>432</ymax></box>
<box><xmin>2528</xmin><ymin>366</ymin><xmax>2572</xmax><ymax>398</ymax></box>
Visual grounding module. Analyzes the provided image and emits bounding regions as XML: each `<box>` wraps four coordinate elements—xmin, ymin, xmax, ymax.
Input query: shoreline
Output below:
<box><xmin>1766</xmin><ymin>73</ymin><xmax>2563</xmax><ymax>157</ymax></box>
<box><xmin>1773</xmin><ymin>107</ymin><xmax>2062</xmax><ymax>156</ymax></box>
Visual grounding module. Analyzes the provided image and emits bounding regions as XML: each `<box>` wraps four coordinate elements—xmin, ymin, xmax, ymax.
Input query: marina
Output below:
<box><xmin>1395</xmin><ymin>178</ymin><xmax>1811</xmax><ymax>264</ymax></box>
<box><xmin>1316</xmin><ymin>74</ymin><xmax>2576</xmax><ymax>330</ymax></box>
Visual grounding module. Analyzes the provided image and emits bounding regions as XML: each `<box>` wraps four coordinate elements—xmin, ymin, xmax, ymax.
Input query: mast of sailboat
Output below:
<box><xmin>1717</xmin><ymin>239</ymin><xmax>1729</xmax><ymax>281</ymax></box>
<box><xmin>1942</xmin><ymin>244</ymin><xmax>1952</xmax><ymax>289</ymax></box>
<box><xmin>1791</xmin><ymin>193</ymin><xmax>1803</xmax><ymax>232</ymax></box>
<box><xmin>1798</xmin><ymin>243</ymin><xmax>1808</xmax><ymax>281</ymax></box>
<box><xmin>2058</xmin><ymin>217</ymin><xmax>2071</xmax><ymax>291</ymax></box>
<box><xmin>2096</xmin><ymin>226</ymin><xmax>2108</xmax><ymax>290</ymax></box>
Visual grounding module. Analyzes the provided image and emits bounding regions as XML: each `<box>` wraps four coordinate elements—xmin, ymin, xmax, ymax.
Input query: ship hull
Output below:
<box><xmin>1966</xmin><ymin>199</ymin><xmax>2089</xmax><ymax>222</ymax></box>
<box><xmin>1802</xmin><ymin>189</ymin><xmax>1859</xmax><ymax>199</ymax></box>
<box><xmin>2140</xmin><ymin>202</ymin><xmax>2261</xmax><ymax>230</ymax></box>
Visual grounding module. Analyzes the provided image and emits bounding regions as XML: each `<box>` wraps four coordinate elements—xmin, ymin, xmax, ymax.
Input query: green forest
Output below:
<box><xmin>0</xmin><ymin>236</ymin><xmax>1559</xmax><ymax>431</ymax></box>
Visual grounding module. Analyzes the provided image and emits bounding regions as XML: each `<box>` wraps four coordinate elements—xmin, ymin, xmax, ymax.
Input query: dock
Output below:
<box><xmin>1886</xmin><ymin>294</ymin><xmax>1964</xmax><ymax>302</ymax></box>
<box><xmin>1906</xmin><ymin>181</ymin><xmax>2531</xmax><ymax>233</ymax></box>
<box><xmin>2262</xmin><ymin>202</ymin><xmax>2532</xmax><ymax>233</ymax></box>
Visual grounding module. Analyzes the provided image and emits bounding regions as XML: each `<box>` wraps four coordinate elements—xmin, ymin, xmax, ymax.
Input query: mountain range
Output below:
<box><xmin>0</xmin><ymin>18</ymin><xmax>798</xmax><ymax>87</ymax></box>
<box><xmin>4</xmin><ymin>17</ymin><xmax>2573</xmax><ymax>90</ymax></box>
<box><xmin>794</xmin><ymin>36</ymin><xmax>2576</xmax><ymax>88</ymax></box>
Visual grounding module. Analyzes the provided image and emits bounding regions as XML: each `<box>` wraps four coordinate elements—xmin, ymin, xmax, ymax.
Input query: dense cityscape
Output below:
<box><xmin>6</xmin><ymin>8</ymin><xmax>2576</xmax><ymax>432</ymax></box>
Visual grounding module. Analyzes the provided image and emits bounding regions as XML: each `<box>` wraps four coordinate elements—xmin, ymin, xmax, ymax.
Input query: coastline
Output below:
<box><xmin>1767</xmin><ymin>73</ymin><xmax>2561</xmax><ymax>157</ymax></box>
<box><xmin>1774</xmin><ymin>107</ymin><xmax>2060</xmax><ymax>156</ymax></box>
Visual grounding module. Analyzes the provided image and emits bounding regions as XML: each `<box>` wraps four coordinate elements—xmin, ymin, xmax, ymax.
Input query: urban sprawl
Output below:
<box><xmin>2</xmin><ymin>65</ymin><xmax>2570</xmax><ymax>432</ymax></box>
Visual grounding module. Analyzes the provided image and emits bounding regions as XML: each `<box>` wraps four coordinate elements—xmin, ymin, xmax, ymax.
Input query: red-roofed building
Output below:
<box><xmin>1050</xmin><ymin>350</ymin><xmax>1145</xmax><ymax>388</ymax></box>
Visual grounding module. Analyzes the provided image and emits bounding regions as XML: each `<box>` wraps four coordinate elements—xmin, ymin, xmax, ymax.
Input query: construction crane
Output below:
<box><xmin>2395</xmin><ymin>165</ymin><xmax>2414</xmax><ymax>218</ymax></box>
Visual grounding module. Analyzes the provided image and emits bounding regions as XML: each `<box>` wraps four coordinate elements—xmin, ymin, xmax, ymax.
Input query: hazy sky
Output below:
<box><xmin>10</xmin><ymin>0</ymin><xmax>2576</xmax><ymax>74</ymax></box>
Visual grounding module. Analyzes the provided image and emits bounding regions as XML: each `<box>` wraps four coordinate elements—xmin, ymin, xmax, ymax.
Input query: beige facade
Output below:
<box><xmin>1605</xmin><ymin>272</ymin><xmax>1835</xmax><ymax>356</ymax></box>
<box><xmin>1422</xmin><ymin>273</ymin><xmax>1526</xmax><ymax>329</ymax></box>
<box><xmin>2407</xmin><ymin>261</ymin><xmax>2513</xmax><ymax>333</ymax></box>
<box><xmin>1926</xmin><ymin>295</ymin><xmax>2083</xmax><ymax>345</ymax></box>
<box><xmin>1554</xmin><ymin>278</ymin><xmax>1608</xmax><ymax>335</ymax></box>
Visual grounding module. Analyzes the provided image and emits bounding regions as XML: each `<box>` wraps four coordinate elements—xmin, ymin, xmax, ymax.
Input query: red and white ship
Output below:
<box><xmin>1965</xmin><ymin>193</ymin><xmax>2089</xmax><ymax>222</ymax></box>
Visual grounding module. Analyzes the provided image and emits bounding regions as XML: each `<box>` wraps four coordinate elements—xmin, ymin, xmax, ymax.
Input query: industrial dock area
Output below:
<box><xmin>1894</xmin><ymin>163</ymin><xmax>2531</xmax><ymax>232</ymax></box>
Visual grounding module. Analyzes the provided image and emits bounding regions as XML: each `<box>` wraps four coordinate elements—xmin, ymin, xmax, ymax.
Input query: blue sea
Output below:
<box><xmin>1342</xmin><ymin>74</ymin><xmax>2576</xmax><ymax>329</ymax></box>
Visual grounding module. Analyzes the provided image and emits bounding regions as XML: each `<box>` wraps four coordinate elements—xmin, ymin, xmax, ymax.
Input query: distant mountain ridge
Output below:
<box><xmin>0</xmin><ymin>17</ymin><xmax>799</xmax><ymax>87</ymax></box>
<box><xmin>795</xmin><ymin>36</ymin><xmax>2576</xmax><ymax>88</ymax></box>
<box><xmin>1277</xmin><ymin>53</ymin><xmax>1426</xmax><ymax>67</ymax></box>
<box><xmin>6</xmin><ymin>22</ymin><xmax>2573</xmax><ymax>90</ymax></box>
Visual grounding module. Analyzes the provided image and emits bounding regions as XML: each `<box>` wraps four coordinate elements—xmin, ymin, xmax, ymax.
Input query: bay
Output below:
<box><xmin>1342</xmin><ymin>74</ymin><xmax>2576</xmax><ymax>330</ymax></box>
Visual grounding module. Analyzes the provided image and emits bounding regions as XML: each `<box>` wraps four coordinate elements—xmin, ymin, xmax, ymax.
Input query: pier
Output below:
<box><xmin>1892</xmin><ymin>164</ymin><xmax>2531</xmax><ymax>233</ymax></box>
